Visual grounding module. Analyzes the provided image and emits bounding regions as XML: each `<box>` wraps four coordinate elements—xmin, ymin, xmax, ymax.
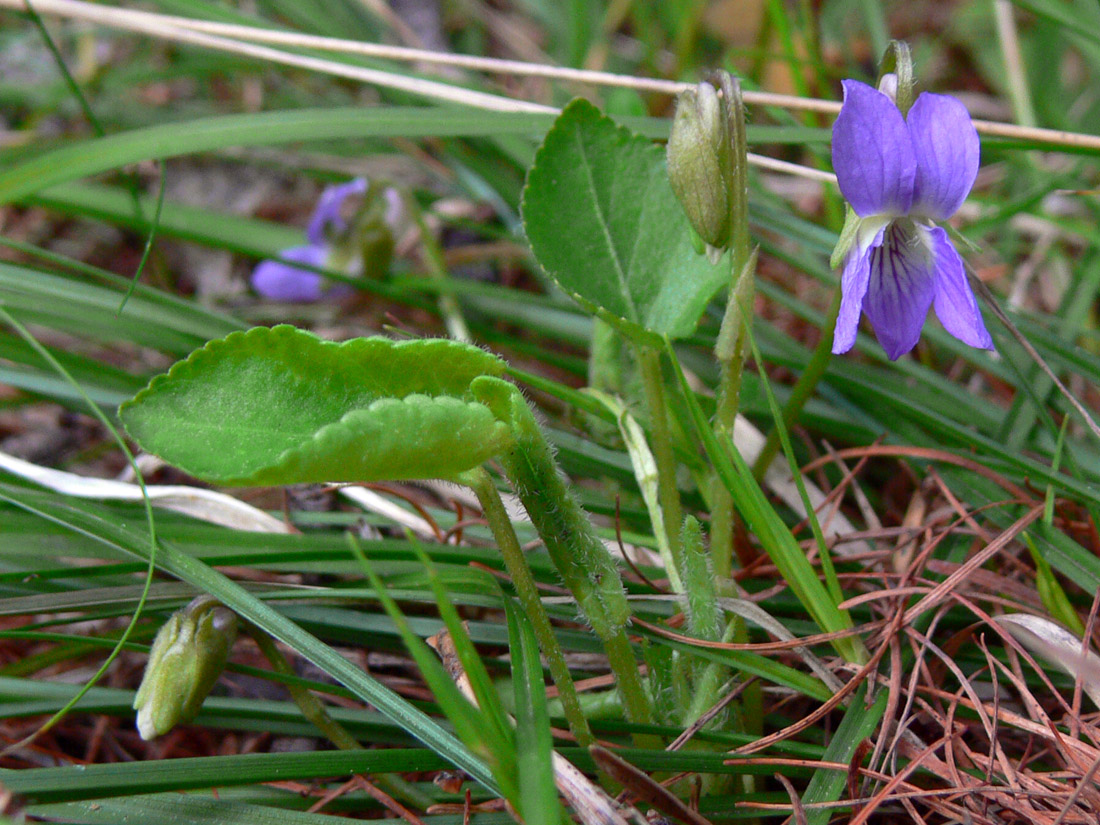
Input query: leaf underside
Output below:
<box><xmin>120</xmin><ymin>325</ymin><xmax>511</xmax><ymax>485</ymax></box>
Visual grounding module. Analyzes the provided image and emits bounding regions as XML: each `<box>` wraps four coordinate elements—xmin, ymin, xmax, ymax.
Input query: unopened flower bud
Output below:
<box><xmin>667</xmin><ymin>80</ymin><xmax>734</xmax><ymax>250</ymax></box>
<box><xmin>134</xmin><ymin>595</ymin><xmax>238</xmax><ymax>740</ymax></box>
<box><xmin>877</xmin><ymin>72</ymin><xmax>898</xmax><ymax>103</ymax></box>
<box><xmin>351</xmin><ymin>185</ymin><xmax>403</xmax><ymax>281</ymax></box>
<box><xmin>878</xmin><ymin>40</ymin><xmax>915</xmax><ymax>116</ymax></box>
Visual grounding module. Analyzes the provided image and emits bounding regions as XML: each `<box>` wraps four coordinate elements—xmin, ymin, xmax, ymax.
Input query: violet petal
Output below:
<box><xmin>862</xmin><ymin>223</ymin><xmax>937</xmax><ymax>360</ymax></box>
<box><xmin>907</xmin><ymin>93</ymin><xmax>979</xmax><ymax>221</ymax></box>
<box><xmin>832</xmin><ymin>80</ymin><xmax>917</xmax><ymax>218</ymax></box>
<box><xmin>307</xmin><ymin>178</ymin><xmax>368</xmax><ymax>245</ymax></box>
<box><xmin>929</xmin><ymin>227</ymin><xmax>994</xmax><ymax>350</ymax></box>
<box><xmin>832</xmin><ymin>223</ymin><xmax>885</xmax><ymax>354</ymax></box>
<box><xmin>251</xmin><ymin>244</ymin><xmax>328</xmax><ymax>302</ymax></box>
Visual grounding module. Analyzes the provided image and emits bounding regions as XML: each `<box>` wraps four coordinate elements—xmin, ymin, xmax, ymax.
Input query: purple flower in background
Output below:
<box><xmin>252</xmin><ymin>178</ymin><xmax>377</xmax><ymax>302</ymax></box>
<box><xmin>831</xmin><ymin>80</ymin><xmax>993</xmax><ymax>360</ymax></box>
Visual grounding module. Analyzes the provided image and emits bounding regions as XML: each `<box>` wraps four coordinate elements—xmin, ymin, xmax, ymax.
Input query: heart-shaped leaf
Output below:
<box><xmin>522</xmin><ymin>98</ymin><xmax>729</xmax><ymax>343</ymax></box>
<box><xmin>120</xmin><ymin>325</ymin><xmax>512</xmax><ymax>485</ymax></box>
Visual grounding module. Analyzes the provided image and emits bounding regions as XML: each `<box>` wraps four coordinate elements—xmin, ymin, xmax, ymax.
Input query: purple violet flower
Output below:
<box><xmin>251</xmin><ymin>178</ymin><xmax>369</xmax><ymax>302</ymax></box>
<box><xmin>831</xmin><ymin>79</ymin><xmax>994</xmax><ymax>360</ymax></box>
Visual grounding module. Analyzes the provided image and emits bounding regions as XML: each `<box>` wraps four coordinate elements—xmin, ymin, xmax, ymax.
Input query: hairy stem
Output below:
<box><xmin>472</xmin><ymin>378</ymin><xmax>655</xmax><ymax>738</ymax></box>
<box><xmin>465</xmin><ymin>467</ymin><xmax>593</xmax><ymax>746</ymax></box>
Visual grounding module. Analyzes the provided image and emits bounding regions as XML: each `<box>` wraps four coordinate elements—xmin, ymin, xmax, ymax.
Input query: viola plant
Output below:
<box><xmin>251</xmin><ymin>177</ymin><xmax>403</xmax><ymax>301</ymax></box>
<box><xmin>7</xmin><ymin>0</ymin><xmax>1100</xmax><ymax>815</ymax></box>
<box><xmin>120</xmin><ymin>95</ymin><xmax>866</xmax><ymax>764</ymax></box>
<box><xmin>118</xmin><ymin>325</ymin><xmax>649</xmax><ymax>747</ymax></box>
<box><xmin>830</xmin><ymin>76</ymin><xmax>994</xmax><ymax>359</ymax></box>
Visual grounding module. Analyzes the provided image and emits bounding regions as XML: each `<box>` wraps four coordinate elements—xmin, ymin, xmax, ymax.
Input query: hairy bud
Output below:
<box><xmin>134</xmin><ymin>595</ymin><xmax>238</xmax><ymax>740</ymax></box>
<box><xmin>667</xmin><ymin>79</ymin><xmax>737</xmax><ymax>250</ymax></box>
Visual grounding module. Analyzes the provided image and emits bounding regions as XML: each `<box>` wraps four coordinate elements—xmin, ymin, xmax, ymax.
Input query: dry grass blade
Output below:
<box><xmin>589</xmin><ymin>746</ymin><xmax>714</xmax><ymax>825</ymax></box>
<box><xmin>773</xmin><ymin>772</ymin><xmax>809</xmax><ymax>825</ymax></box>
<box><xmin>995</xmin><ymin>614</ymin><xmax>1100</xmax><ymax>709</ymax></box>
<box><xmin>9</xmin><ymin>0</ymin><xmax>1100</xmax><ymax>154</ymax></box>
<box><xmin>0</xmin><ymin>449</ymin><xmax>289</xmax><ymax>532</ymax></box>
<box><xmin>801</xmin><ymin>446</ymin><xmax>1035</xmax><ymax>504</ymax></box>
<box><xmin>8</xmin><ymin>0</ymin><xmax>553</xmax><ymax>112</ymax></box>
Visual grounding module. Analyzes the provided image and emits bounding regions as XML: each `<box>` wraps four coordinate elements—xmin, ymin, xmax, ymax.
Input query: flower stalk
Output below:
<box><xmin>667</xmin><ymin>71</ymin><xmax>755</xmax><ymax>579</ymax></box>
<box><xmin>470</xmin><ymin>377</ymin><xmax>655</xmax><ymax>737</ymax></box>
<box><xmin>462</xmin><ymin>466</ymin><xmax>594</xmax><ymax>746</ymax></box>
<box><xmin>752</xmin><ymin>285</ymin><xmax>842</xmax><ymax>480</ymax></box>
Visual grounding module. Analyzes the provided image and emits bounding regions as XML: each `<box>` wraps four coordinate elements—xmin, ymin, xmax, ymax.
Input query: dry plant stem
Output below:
<box><xmin>249</xmin><ymin>626</ymin><xmax>435</xmax><ymax>810</ymax></box>
<box><xmin>464</xmin><ymin>467</ymin><xmax>594</xmax><ymax>747</ymax></box>
<box><xmin>13</xmin><ymin>0</ymin><xmax>1100</xmax><ymax>152</ymax></box>
<box><xmin>635</xmin><ymin>345</ymin><xmax>684</xmax><ymax>571</ymax></box>
<box><xmin>7</xmin><ymin>0</ymin><xmax>550</xmax><ymax>113</ymax></box>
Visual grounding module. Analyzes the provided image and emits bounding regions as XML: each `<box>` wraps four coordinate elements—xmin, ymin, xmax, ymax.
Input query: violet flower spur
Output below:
<box><xmin>830</xmin><ymin>79</ymin><xmax>994</xmax><ymax>360</ymax></box>
<box><xmin>252</xmin><ymin>178</ymin><xmax>383</xmax><ymax>302</ymax></box>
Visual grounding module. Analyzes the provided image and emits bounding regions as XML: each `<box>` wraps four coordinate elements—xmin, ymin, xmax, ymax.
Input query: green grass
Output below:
<box><xmin>1</xmin><ymin>1</ymin><xmax>1099</xmax><ymax>823</ymax></box>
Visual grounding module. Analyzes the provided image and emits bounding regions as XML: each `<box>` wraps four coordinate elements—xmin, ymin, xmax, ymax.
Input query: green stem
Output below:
<box><xmin>710</xmin><ymin>251</ymin><xmax>757</xmax><ymax>579</ymax></box>
<box><xmin>403</xmin><ymin>193</ymin><xmax>470</xmax><ymax>343</ymax></box>
<box><xmin>250</xmin><ymin>627</ymin><xmax>435</xmax><ymax>809</ymax></box>
<box><xmin>709</xmin><ymin>483</ymin><xmax>735</xmax><ymax>581</ymax></box>
<box><xmin>683</xmin><ymin>617</ymin><xmax>739</xmax><ymax>726</ymax></box>
<box><xmin>708</xmin><ymin>74</ymin><xmax>752</xmax><ymax>580</ymax></box>
<box><xmin>251</xmin><ymin>628</ymin><xmax>360</xmax><ymax>750</ymax></box>
<box><xmin>465</xmin><ymin>467</ymin><xmax>594</xmax><ymax>747</ymax></box>
<box><xmin>471</xmin><ymin>379</ymin><xmax>654</xmax><ymax>738</ymax></box>
<box><xmin>635</xmin><ymin>346</ymin><xmax>683</xmax><ymax>569</ymax></box>
<box><xmin>752</xmin><ymin>283</ymin><xmax>841</xmax><ymax>480</ymax></box>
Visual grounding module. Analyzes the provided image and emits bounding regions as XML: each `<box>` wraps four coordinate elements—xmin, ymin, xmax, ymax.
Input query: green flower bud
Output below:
<box><xmin>328</xmin><ymin>184</ymin><xmax>402</xmax><ymax>282</ymax></box>
<box><xmin>877</xmin><ymin>40</ymin><xmax>915</xmax><ymax>116</ymax></box>
<box><xmin>667</xmin><ymin>81</ymin><xmax>733</xmax><ymax>249</ymax></box>
<box><xmin>134</xmin><ymin>595</ymin><xmax>238</xmax><ymax>740</ymax></box>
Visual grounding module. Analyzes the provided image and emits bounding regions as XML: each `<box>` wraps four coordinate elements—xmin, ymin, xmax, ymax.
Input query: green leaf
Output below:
<box><xmin>120</xmin><ymin>326</ymin><xmax>512</xmax><ymax>485</ymax></box>
<box><xmin>522</xmin><ymin>98</ymin><xmax>729</xmax><ymax>342</ymax></box>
